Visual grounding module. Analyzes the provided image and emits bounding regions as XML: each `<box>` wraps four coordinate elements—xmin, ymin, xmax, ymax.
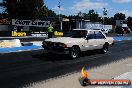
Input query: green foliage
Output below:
<box><xmin>83</xmin><ymin>10</ymin><xmax>100</xmax><ymax>22</ymax></box>
<box><xmin>114</xmin><ymin>13</ymin><xmax>126</xmax><ymax>21</ymax></box>
<box><xmin>0</xmin><ymin>13</ymin><xmax>8</xmax><ymax>19</ymax></box>
<box><xmin>0</xmin><ymin>1</ymin><xmax>129</xmax><ymax>27</ymax></box>
<box><xmin>127</xmin><ymin>16</ymin><xmax>132</xmax><ymax>30</ymax></box>
<box><xmin>68</xmin><ymin>11</ymin><xmax>128</xmax><ymax>25</ymax></box>
<box><xmin>0</xmin><ymin>0</ymin><xmax>57</xmax><ymax>19</ymax></box>
<box><xmin>103</xmin><ymin>17</ymin><xmax>113</xmax><ymax>25</ymax></box>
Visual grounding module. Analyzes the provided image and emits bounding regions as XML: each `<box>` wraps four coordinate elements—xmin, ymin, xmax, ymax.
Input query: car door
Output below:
<box><xmin>95</xmin><ymin>31</ymin><xmax>106</xmax><ymax>49</ymax></box>
<box><xmin>84</xmin><ymin>31</ymin><xmax>98</xmax><ymax>50</ymax></box>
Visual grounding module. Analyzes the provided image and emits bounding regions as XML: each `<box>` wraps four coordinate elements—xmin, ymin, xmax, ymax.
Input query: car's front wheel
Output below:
<box><xmin>69</xmin><ymin>46</ymin><xmax>80</xmax><ymax>59</ymax></box>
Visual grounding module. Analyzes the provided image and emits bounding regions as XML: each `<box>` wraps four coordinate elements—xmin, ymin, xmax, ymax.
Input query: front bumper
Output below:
<box><xmin>42</xmin><ymin>45</ymin><xmax>70</xmax><ymax>54</ymax></box>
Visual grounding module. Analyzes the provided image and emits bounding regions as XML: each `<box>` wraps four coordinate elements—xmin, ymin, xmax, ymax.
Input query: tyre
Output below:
<box><xmin>79</xmin><ymin>78</ymin><xmax>90</xmax><ymax>86</ymax></box>
<box><xmin>101</xmin><ymin>43</ymin><xmax>109</xmax><ymax>53</ymax></box>
<box><xmin>81</xmin><ymin>78</ymin><xmax>87</xmax><ymax>86</ymax></box>
<box><xmin>69</xmin><ymin>46</ymin><xmax>80</xmax><ymax>59</ymax></box>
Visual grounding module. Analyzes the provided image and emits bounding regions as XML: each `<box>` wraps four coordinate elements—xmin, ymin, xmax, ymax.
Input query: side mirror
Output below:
<box><xmin>85</xmin><ymin>36</ymin><xmax>91</xmax><ymax>40</ymax></box>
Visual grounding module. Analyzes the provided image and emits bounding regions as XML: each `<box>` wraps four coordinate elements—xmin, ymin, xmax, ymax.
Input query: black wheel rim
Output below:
<box><xmin>71</xmin><ymin>47</ymin><xmax>78</xmax><ymax>58</ymax></box>
<box><xmin>103</xmin><ymin>45</ymin><xmax>108</xmax><ymax>53</ymax></box>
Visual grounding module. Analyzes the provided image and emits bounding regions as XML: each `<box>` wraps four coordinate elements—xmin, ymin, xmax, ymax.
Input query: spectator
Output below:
<box><xmin>121</xmin><ymin>28</ymin><xmax>124</xmax><ymax>36</ymax></box>
<box><xmin>47</xmin><ymin>24</ymin><xmax>54</xmax><ymax>38</ymax></box>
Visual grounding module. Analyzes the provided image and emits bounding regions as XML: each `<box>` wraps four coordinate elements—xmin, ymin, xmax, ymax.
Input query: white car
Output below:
<box><xmin>101</xmin><ymin>29</ymin><xmax>109</xmax><ymax>35</ymax></box>
<box><xmin>42</xmin><ymin>29</ymin><xmax>114</xmax><ymax>59</ymax></box>
<box><xmin>93</xmin><ymin>29</ymin><xmax>109</xmax><ymax>35</ymax></box>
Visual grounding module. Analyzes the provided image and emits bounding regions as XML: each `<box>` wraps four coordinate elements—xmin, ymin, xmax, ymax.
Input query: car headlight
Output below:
<box><xmin>58</xmin><ymin>43</ymin><xmax>67</xmax><ymax>48</ymax></box>
<box><xmin>42</xmin><ymin>41</ymin><xmax>47</xmax><ymax>46</ymax></box>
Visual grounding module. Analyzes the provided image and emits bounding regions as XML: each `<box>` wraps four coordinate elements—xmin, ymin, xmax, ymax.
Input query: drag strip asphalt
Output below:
<box><xmin>0</xmin><ymin>41</ymin><xmax>132</xmax><ymax>88</ymax></box>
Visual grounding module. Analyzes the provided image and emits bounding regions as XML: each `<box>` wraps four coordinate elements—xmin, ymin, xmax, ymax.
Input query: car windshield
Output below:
<box><xmin>63</xmin><ymin>30</ymin><xmax>87</xmax><ymax>38</ymax></box>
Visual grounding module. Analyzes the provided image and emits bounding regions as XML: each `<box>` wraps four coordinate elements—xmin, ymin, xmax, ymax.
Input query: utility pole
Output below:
<box><xmin>103</xmin><ymin>8</ymin><xmax>107</xmax><ymax>29</ymax></box>
<box><xmin>58</xmin><ymin>0</ymin><xmax>62</xmax><ymax>31</ymax></box>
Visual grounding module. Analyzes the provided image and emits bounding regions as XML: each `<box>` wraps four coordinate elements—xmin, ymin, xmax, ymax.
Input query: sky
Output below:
<box><xmin>0</xmin><ymin>0</ymin><xmax>132</xmax><ymax>17</ymax></box>
<box><xmin>45</xmin><ymin>0</ymin><xmax>132</xmax><ymax>17</ymax></box>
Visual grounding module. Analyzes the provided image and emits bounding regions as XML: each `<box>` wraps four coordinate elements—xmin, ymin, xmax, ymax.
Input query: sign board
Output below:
<box><xmin>0</xmin><ymin>31</ymin><xmax>30</xmax><ymax>37</ymax></box>
<box><xmin>103</xmin><ymin>25</ymin><xmax>112</xmax><ymax>29</ymax></box>
<box><xmin>31</xmin><ymin>31</ymin><xmax>48</xmax><ymax>37</ymax></box>
<box><xmin>84</xmin><ymin>24</ymin><xmax>102</xmax><ymax>29</ymax></box>
<box><xmin>12</xmin><ymin>19</ymin><xmax>50</xmax><ymax>27</ymax></box>
<box><xmin>0</xmin><ymin>18</ymin><xmax>11</xmax><ymax>25</ymax></box>
<box><xmin>0</xmin><ymin>31</ymin><xmax>48</xmax><ymax>37</ymax></box>
<box><xmin>54</xmin><ymin>31</ymin><xmax>63</xmax><ymax>36</ymax></box>
<box><xmin>63</xmin><ymin>18</ymin><xmax>69</xmax><ymax>21</ymax></box>
<box><xmin>122</xmin><ymin>24</ymin><xmax>128</xmax><ymax>27</ymax></box>
<box><xmin>12</xmin><ymin>31</ymin><xmax>27</xmax><ymax>37</ymax></box>
<box><xmin>84</xmin><ymin>23</ymin><xmax>112</xmax><ymax>30</ymax></box>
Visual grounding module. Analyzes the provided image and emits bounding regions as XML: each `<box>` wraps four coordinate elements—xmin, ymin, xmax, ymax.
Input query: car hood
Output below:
<box><xmin>45</xmin><ymin>37</ymin><xmax>84</xmax><ymax>44</ymax></box>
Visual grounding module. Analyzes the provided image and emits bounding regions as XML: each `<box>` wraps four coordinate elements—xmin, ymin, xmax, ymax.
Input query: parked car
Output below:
<box><xmin>42</xmin><ymin>29</ymin><xmax>114</xmax><ymax>59</ymax></box>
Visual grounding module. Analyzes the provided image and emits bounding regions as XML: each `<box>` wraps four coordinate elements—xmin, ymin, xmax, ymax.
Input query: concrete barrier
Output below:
<box><xmin>0</xmin><ymin>39</ymin><xmax>21</xmax><ymax>48</ymax></box>
<box><xmin>11</xmin><ymin>39</ymin><xmax>21</xmax><ymax>47</ymax></box>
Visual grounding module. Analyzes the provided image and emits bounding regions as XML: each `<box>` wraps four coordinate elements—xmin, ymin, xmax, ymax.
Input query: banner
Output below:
<box><xmin>84</xmin><ymin>24</ymin><xmax>112</xmax><ymax>30</ymax></box>
<box><xmin>12</xmin><ymin>19</ymin><xmax>50</xmax><ymax>27</ymax></box>
<box><xmin>84</xmin><ymin>24</ymin><xmax>103</xmax><ymax>29</ymax></box>
<box><xmin>0</xmin><ymin>31</ymin><xmax>48</xmax><ymax>37</ymax></box>
<box><xmin>0</xmin><ymin>31</ymin><xmax>30</xmax><ymax>37</ymax></box>
<box><xmin>31</xmin><ymin>31</ymin><xmax>48</xmax><ymax>37</ymax></box>
<box><xmin>103</xmin><ymin>25</ymin><xmax>112</xmax><ymax>29</ymax></box>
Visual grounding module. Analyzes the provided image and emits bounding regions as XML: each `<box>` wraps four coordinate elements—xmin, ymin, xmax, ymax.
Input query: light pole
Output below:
<box><xmin>78</xmin><ymin>11</ymin><xmax>84</xmax><ymax>29</ymax></box>
<box><xmin>58</xmin><ymin>0</ymin><xmax>62</xmax><ymax>31</ymax></box>
<box><xmin>103</xmin><ymin>8</ymin><xmax>107</xmax><ymax>29</ymax></box>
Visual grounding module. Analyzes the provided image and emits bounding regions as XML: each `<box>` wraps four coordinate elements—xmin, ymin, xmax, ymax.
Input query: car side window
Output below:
<box><xmin>95</xmin><ymin>31</ymin><xmax>105</xmax><ymax>39</ymax></box>
<box><xmin>86</xmin><ymin>31</ymin><xmax>95</xmax><ymax>39</ymax></box>
<box><xmin>80</xmin><ymin>30</ymin><xmax>87</xmax><ymax>38</ymax></box>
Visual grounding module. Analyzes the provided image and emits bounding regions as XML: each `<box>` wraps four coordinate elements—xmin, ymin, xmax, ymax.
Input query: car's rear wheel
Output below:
<box><xmin>101</xmin><ymin>43</ymin><xmax>109</xmax><ymax>53</ymax></box>
<box><xmin>69</xmin><ymin>46</ymin><xmax>80</xmax><ymax>59</ymax></box>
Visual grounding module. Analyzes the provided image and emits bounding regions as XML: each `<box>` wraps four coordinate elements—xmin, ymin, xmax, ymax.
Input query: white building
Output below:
<box><xmin>76</xmin><ymin>20</ymin><xmax>112</xmax><ymax>31</ymax></box>
<box><xmin>116</xmin><ymin>20</ymin><xmax>128</xmax><ymax>28</ymax></box>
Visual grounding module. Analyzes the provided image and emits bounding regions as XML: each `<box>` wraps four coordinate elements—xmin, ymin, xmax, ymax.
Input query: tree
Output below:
<box><xmin>0</xmin><ymin>13</ymin><xmax>8</xmax><ymax>19</ymax></box>
<box><xmin>86</xmin><ymin>10</ymin><xmax>100</xmax><ymax>22</ymax></box>
<box><xmin>114</xmin><ymin>13</ymin><xmax>126</xmax><ymax>20</ymax></box>
<box><xmin>48</xmin><ymin>10</ymin><xmax>57</xmax><ymax>17</ymax></box>
<box><xmin>103</xmin><ymin>17</ymin><xmax>113</xmax><ymax>25</ymax></box>
<box><xmin>127</xmin><ymin>16</ymin><xmax>132</xmax><ymax>30</ymax></box>
<box><xmin>109</xmin><ymin>17</ymin><xmax>115</xmax><ymax>25</ymax></box>
<box><xmin>78</xmin><ymin>11</ymin><xmax>84</xmax><ymax>17</ymax></box>
<box><xmin>0</xmin><ymin>0</ymin><xmax>54</xmax><ymax>19</ymax></box>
